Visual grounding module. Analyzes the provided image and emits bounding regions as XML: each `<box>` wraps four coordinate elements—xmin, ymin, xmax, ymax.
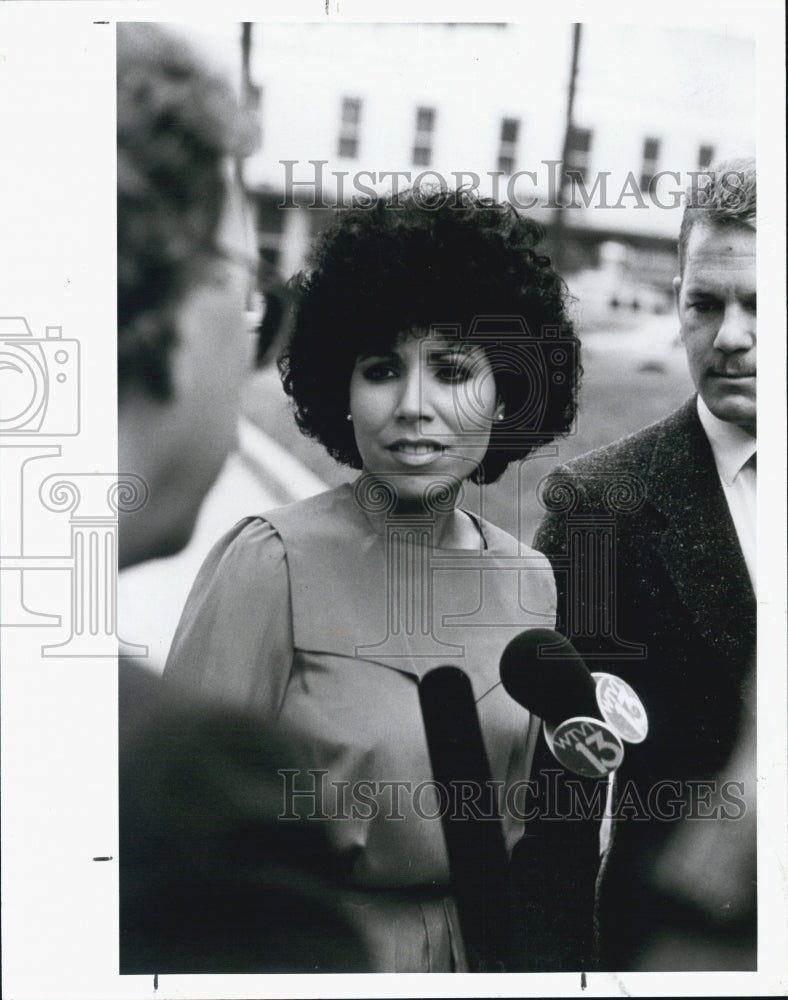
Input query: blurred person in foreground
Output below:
<box><xmin>117</xmin><ymin>22</ymin><xmax>366</xmax><ymax>973</ymax></box>
<box><xmin>534</xmin><ymin>158</ymin><xmax>757</xmax><ymax>970</ymax></box>
<box><xmin>163</xmin><ymin>188</ymin><xmax>593</xmax><ymax>971</ymax></box>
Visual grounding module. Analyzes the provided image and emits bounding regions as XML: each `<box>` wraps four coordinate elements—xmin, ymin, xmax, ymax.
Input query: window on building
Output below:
<box><xmin>698</xmin><ymin>144</ymin><xmax>715</xmax><ymax>170</ymax></box>
<box><xmin>640</xmin><ymin>136</ymin><xmax>661</xmax><ymax>198</ymax></box>
<box><xmin>412</xmin><ymin>106</ymin><xmax>436</xmax><ymax>166</ymax></box>
<box><xmin>498</xmin><ymin>118</ymin><xmax>520</xmax><ymax>175</ymax></box>
<box><xmin>564</xmin><ymin>126</ymin><xmax>593</xmax><ymax>185</ymax></box>
<box><xmin>338</xmin><ymin>97</ymin><xmax>362</xmax><ymax>159</ymax></box>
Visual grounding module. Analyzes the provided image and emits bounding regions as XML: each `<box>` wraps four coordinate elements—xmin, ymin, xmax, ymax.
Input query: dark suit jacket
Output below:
<box><xmin>533</xmin><ymin>397</ymin><xmax>756</xmax><ymax>970</ymax></box>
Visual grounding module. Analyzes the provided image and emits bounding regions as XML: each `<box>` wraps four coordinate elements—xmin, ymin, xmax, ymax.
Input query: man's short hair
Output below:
<box><xmin>117</xmin><ymin>23</ymin><xmax>257</xmax><ymax>401</ymax></box>
<box><xmin>678</xmin><ymin>156</ymin><xmax>756</xmax><ymax>274</ymax></box>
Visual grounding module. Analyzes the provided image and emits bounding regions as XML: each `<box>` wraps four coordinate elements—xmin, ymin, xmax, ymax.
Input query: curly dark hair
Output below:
<box><xmin>117</xmin><ymin>23</ymin><xmax>257</xmax><ymax>401</ymax></box>
<box><xmin>280</xmin><ymin>188</ymin><xmax>581</xmax><ymax>484</ymax></box>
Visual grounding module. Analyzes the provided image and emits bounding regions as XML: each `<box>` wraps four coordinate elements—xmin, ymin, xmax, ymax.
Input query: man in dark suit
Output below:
<box><xmin>117</xmin><ymin>23</ymin><xmax>366</xmax><ymax>973</ymax></box>
<box><xmin>533</xmin><ymin>157</ymin><xmax>756</xmax><ymax>970</ymax></box>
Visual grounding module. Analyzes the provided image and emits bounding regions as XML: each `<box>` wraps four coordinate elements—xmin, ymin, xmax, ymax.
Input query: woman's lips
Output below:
<box><xmin>386</xmin><ymin>439</ymin><xmax>445</xmax><ymax>464</ymax></box>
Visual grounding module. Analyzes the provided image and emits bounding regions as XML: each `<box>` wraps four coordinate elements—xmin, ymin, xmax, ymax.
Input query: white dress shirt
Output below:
<box><xmin>697</xmin><ymin>396</ymin><xmax>757</xmax><ymax>594</ymax></box>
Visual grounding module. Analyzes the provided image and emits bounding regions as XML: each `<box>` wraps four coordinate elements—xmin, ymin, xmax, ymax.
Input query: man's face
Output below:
<box><xmin>673</xmin><ymin>220</ymin><xmax>756</xmax><ymax>435</ymax></box>
<box><xmin>163</xmin><ymin>178</ymin><xmax>258</xmax><ymax>551</ymax></box>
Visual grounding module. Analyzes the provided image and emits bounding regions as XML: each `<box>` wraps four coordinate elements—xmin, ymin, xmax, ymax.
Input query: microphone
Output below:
<box><xmin>419</xmin><ymin>665</ymin><xmax>525</xmax><ymax>973</ymax></box>
<box><xmin>501</xmin><ymin>633</ymin><xmax>614</xmax><ymax>971</ymax></box>
<box><xmin>500</xmin><ymin>630</ymin><xmax>647</xmax><ymax>778</ymax></box>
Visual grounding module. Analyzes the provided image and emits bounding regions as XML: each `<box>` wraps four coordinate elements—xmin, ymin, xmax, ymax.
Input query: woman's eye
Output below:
<box><xmin>361</xmin><ymin>361</ymin><xmax>398</xmax><ymax>381</ymax></box>
<box><xmin>433</xmin><ymin>362</ymin><xmax>473</xmax><ymax>384</ymax></box>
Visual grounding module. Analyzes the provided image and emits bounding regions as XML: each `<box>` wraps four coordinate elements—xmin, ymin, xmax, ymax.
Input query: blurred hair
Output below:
<box><xmin>678</xmin><ymin>156</ymin><xmax>756</xmax><ymax>274</ymax></box>
<box><xmin>279</xmin><ymin>187</ymin><xmax>581</xmax><ymax>484</ymax></box>
<box><xmin>117</xmin><ymin>23</ymin><xmax>257</xmax><ymax>401</ymax></box>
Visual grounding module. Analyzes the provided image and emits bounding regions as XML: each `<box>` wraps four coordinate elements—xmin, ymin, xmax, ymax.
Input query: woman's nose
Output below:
<box><xmin>394</xmin><ymin>366</ymin><xmax>431</xmax><ymax>422</ymax></box>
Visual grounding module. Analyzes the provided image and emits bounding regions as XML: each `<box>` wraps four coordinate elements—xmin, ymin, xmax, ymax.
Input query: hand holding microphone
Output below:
<box><xmin>500</xmin><ymin>631</ymin><xmax>645</xmax><ymax>971</ymax></box>
<box><xmin>417</xmin><ymin>636</ymin><xmax>648</xmax><ymax>971</ymax></box>
<box><xmin>500</xmin><ymin>629</ymin><xmax>647</xmax><ymax>778</ymax></box>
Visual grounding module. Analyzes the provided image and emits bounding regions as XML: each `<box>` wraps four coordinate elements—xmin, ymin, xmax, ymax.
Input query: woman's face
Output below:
<box><xmin>348</xmin><ymin>331</ymin><xmax>501</xmax><ymax>503</ymax></box>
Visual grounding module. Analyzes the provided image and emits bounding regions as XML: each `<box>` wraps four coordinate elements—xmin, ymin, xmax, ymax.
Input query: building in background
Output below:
<box><xmin>206</xmin><ymin>21</ymin><xmax>754</xmax><ymax>314</ymax></box>
<box><xmin>118</xmin><ymin>19</ymin><xmax>757</xmax><ymax>666</ymax></box>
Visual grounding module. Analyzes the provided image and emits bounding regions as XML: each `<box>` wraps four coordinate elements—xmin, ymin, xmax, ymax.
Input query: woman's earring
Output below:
<box><xmin>346</xmin><ymin>413</ymin><xmax>353</xmax><ymax>422</ymax></box>
<box><xmin>496</xmin><ymin>412</ymin><xmax>505</xmax><ymax>422</ymax></box>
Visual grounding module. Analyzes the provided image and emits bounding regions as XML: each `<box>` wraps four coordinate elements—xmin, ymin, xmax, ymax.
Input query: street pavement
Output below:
<box><xmin>580</xmin><ymin>313</ymin><xmax>685</xmax><ymax>375</ymax></box>
<box><xmin>118</xmin><ymin>417</ymin><xmax>326</xmax><ymax>673</ymax></box>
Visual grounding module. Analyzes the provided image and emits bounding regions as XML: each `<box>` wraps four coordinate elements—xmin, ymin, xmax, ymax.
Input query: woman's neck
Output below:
<box><xmin>353</xmin><ymin>475</ymin><xmax>482</xmax><ymax>549</ymax></box>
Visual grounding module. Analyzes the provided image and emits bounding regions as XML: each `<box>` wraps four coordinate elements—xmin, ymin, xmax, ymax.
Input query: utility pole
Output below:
<box><xmin>241</xmin><ymin>22</ymin><xmax>253</xmax><ymax>108</ymax></box>
<box><xmin>552</xmin><ymin>23</ymin><xmax>582</xmax><ymax>272</ymax></box>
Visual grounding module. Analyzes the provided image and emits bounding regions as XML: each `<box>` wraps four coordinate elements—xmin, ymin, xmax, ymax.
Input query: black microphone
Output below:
<box><xmin>419</xmin><ymin>665</ymin><xmax>525</xmax><ymax>973</ymax></box>
<box><xmin>500</xmin><ymin>629</ymin><xmax>600</xmax><ymax>725</ymax></box>
<box><xmin>500</xmin><ymin>630</ymin><xmax>647</xmax><ymax>778</ymax></box>
<box><xmin>501</xmin><ymin>632</ymin><xmax>613</xmax><ymax>971</ymax></box>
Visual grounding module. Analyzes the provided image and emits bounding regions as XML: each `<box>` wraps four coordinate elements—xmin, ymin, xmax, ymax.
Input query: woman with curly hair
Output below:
<box><xmin>164</xmin><ymin>187</ymin><xmax>583</xmax><ymax>972</ymax></box>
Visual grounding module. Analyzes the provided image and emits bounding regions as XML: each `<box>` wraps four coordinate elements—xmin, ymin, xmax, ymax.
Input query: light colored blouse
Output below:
<box><xmin>164</xmin><ymin>482</ymin><xmax>556</xmax><ymax>971</ymax></box>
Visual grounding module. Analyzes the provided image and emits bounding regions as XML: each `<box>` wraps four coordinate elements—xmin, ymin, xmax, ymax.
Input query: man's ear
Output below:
<box><xmin>672</xmin><ymin>275</ymin><xmax>684</xmax><ymax>336</ymax></box>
